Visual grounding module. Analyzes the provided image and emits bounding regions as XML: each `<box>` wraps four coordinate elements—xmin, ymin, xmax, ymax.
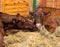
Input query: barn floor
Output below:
<box><xmin>4</xmin><ymin>26</ymin><xmax>60</xmax><ymax>47</ymax></box>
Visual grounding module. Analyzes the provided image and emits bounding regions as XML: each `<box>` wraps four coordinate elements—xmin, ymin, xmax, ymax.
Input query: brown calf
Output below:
<box><xmin>30</xmin><ymin>7</ymin><xmax>60</xmax><ymax>33</ymax></box>
<box><xmin>0</xmin><ymin>12</ymin><xmax>36</xmax><ymax>47</ymax></box>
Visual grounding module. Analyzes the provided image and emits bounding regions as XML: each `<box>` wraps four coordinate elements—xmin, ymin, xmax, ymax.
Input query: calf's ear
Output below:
<box><xmin>16</xmin><ymin>13</ymin><xmax>20</xmax><ymax>16</ymax></box>
<box><xmin>43</xmin><ymin>11</ymin><xmax>51</xmax><ymax>16</ymax></box>
<box><xmin>29</xmin><ymin>12</ymin><xmax>34</xmax><ymax>16</ymax></box>
<box><xmin>16</xmin><ymin>13</ymin><xmax>22</xmax><ymax>17</ymax></box>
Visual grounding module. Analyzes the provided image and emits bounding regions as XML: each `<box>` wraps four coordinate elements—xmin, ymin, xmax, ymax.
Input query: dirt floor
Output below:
<box><xmin>4</xmin><ymin>26</ymin><xmax>60</xmax><ymax>47</ymax></box>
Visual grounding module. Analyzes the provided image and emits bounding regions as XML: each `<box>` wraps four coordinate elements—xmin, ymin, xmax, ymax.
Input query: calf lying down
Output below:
<box><xmin>0</xmin><ymin>12</ymin><xmax>37</xmax><ymax>47</ymax></box>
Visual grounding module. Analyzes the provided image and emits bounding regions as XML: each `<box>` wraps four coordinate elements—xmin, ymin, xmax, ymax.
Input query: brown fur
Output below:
<box><xmin>0</xmin><ymin>12</ymin><xmax>36</xmax><ymax>47</ymax></box>
<box><xmin>42</xmin><ymin>7</ymin><xmax>60</xmax><ymax>33</ymax></box>
<box><xmin>30</xmin><ymin>7</ymin><xmax>60</xmax><ymax>33</ymax></box>
<box><xmin>0</xmin><ymin>20</ymin><xmax>5</xmax><ymax>47</ymax></box>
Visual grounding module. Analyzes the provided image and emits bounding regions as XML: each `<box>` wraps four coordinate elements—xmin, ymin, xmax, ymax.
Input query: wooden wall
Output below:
<box><xmin>29</xmin><ymin>0</ymin><xmax>33</xmax><ymax>12</ymax></box>
<box><xmin>0</xmin><ymin>0</ymin><xmax>30</xmax><ymax>17</ymax></box>
<box><xmin>42</xmin><ymin>0</ymin><xmax>60</xmax><ymax>8</ymax></box>
<box><xmin>0</xmin><ymin>0</ymin><xmax>1</xmax><ymax>11</ymax></box>
<box><xmin>36</xmin><ymin>0</ymin><xmax>41</xmax><ymax>7</ymax></box>
<box><xmin>0</xmin><ymin>0</ymin><xmax>60</xmax><ymax>17</ymax></box>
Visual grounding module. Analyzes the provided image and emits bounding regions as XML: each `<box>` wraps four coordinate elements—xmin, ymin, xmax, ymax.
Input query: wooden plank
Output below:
<box><xmin>42</xmin><ymin>0</ymin><xmax>46</xmax><ymax>7</ymax></box>
<box><xmin>36</xmin><ymin>0</ymin><xmax>41</xmax><ymax>7</ymax></box>
<box><xmin>56</xmin><ymin>0</ymin><xmax>60</xmax><ymax>8</ymax></box>
<box><xmin>29</xmin><ymin>0</ymin><xmax>33</xmax><ymax>12</ymax></box>
<box><xmin>0</xmin><ymin>0</ymin><xmax>2</xmax><ymax>12</ymax></box>
<box><xmin>1</xmin><ymin>0</ymin><xmax>29</xmax><ymax>17</ymax></box>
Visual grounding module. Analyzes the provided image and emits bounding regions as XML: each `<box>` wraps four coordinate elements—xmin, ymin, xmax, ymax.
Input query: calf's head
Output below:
<box><xmin>30</xmin><ymin>7</ymin><xmax>51</xmax><ymax>30</ymax></box>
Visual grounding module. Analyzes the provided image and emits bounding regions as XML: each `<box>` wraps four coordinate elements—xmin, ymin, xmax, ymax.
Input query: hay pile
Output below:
<box><xmin>4</xmin><ymin>27</ymin><xmax>60</xmax><ymax>47</ymax></box>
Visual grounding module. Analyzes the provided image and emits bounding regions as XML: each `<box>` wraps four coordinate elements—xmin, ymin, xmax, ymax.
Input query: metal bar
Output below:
<box><xmin>33</xmin><ymin>0</ymin><xmax>36</xmax><ymax>10</ymax></box>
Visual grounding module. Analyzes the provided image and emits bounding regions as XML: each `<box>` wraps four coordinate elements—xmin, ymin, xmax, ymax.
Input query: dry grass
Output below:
<box><xmin>4</xmin><ymin>26</ymin><xmax>60</xmax><ymax>47</ymax></box>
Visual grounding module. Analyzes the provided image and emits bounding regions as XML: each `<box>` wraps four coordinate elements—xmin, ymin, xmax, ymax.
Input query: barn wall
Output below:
<box><xmin>41</xmin><ymin>0</ymin><xmax>60</xmax><ymax>8</ymax></box>
<box><xmin>46</xmin><ymin>0</ymin><xmax>55</xmax><ymax>8</ymax></box>
<box><xmin>29</xmin><ymin>0</ymin><xmax>33</xmax><ymax>12</ymax></box>
<box><xmin>56</xmin><ymin>0</ymin><xmax>60</xmax><ymax>8</ymax></box>
<box><xmin>36</xmin><ymin>0</ymin><xmax>41</xmax><ymax>7</ymax></box>
<box><xmin>0</xmin><ymin>0</ymin><xmax>60</xmax><ymax>17</ymax></box>
<box><xmin>0</xmin><ymin>0</ymin><xmax>41</xmax><ymax>13</ymax></box>
<box><xmin>0</xmin><ymin>0</ymin><xmax>2</xmax><ymax>11</ymax></box>
<box><xmin>0</xmin><ymin>0</ymin><xmax>30</xmax><ymax>17</ymax></box>
<box><xmin>36</xmin><ymin>0</ymin><xmax>60</xmax><ymax>8</ymax></box>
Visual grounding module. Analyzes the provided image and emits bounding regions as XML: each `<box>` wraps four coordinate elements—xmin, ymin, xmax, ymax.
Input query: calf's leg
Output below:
<box><xmin>0</xmin><ymin>21</ymin><xmax>5</xmax><ymax>47</ymax></box>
